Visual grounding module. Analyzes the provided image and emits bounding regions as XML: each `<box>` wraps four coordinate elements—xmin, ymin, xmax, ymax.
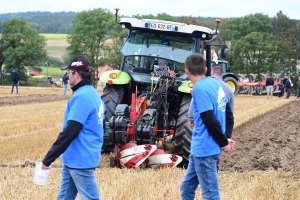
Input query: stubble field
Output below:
<box><xmin>0</xmin><ymin>86</ymin><xmax>300</xmax><ymax>200</ymax></box>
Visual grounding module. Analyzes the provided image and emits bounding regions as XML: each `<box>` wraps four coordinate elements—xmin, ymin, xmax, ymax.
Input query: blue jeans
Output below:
<box><xmin>56</xmin><ymin>165</ymin><xmax>100</xmax><ymax>200</ymax></box>
<box><xmin>11</xmin><ymin>82</ymin><xmax>18</xmax><ymax>93</ymax></box>
<box><xmin>297</xmin><ymin>88</ymin><xmax>300</xmax><ymax>99</ymax></box>
<box><xmin>180</xmin><ymin>154</ymin><xmax>221</xmax><ymax>200</ymax></box>
<box><xmin>64</xmin><ymin>84</ymin><xmax>68</xmax><ymax>96</ymax></box>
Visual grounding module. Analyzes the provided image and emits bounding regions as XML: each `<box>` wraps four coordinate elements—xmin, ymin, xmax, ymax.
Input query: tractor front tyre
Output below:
<box><xmin>174</xmin><ymin>94</ymin><xmax>192</xmax><ymax>168</ymax></box>
<box><xmin>101</xmin><ymin>85</ymin><xmax>125</xmax><ymax>153</ymax></box>
<box><xmin>101</xmin><ymin>85</ymin><xmax>125</xmax><ymax>121</ymax></box>
<box><xmin>224</xmin><ymin>77</ymin><xmax>239</xmax><ymax>96</ymax></box>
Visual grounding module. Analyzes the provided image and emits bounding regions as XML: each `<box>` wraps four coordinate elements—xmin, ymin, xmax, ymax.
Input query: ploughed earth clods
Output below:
<box><xmin>219</xmin><ymin>100</ymin><xmax>300</xmax><ymax>174</ymax></box>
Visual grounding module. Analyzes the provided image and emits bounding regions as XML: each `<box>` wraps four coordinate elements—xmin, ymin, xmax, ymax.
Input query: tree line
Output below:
<box><xmin>0</xmin><ymin>9</ymin><xmax>299</xmax><ymax>86</ymax></box>
<box><xmin>0</xmin><ymin>11</ymin><xmax>233</xmax><ymax>34</ymax></box>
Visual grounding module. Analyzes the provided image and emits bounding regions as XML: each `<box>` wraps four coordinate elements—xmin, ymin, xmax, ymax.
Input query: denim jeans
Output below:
<box><xmin>11</xmin><ymin>82</ymin><xmax>18</xmax><ymax>93</ymax></box>
<box><xmin>180</xmin><ymin>154</ymin><xmax>221</xmax><ymax>200</ymax></box>
<box><xmin>56</xmin><ymin>165</ymin><xmax>100</xmax><ymax>200</ymax></box>
<box><xmin>297</xmin><ymin>88</ymin><xmax>300</xmax><ymax>99</ymax></box>
<box><xmin>64</xmin><ymin>84</ymin><xmax>68</xmax><ymax>96</ymax></box>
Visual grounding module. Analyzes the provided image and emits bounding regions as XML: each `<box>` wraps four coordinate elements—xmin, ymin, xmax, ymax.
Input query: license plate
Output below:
<box><xmin>147</xmin><ymin>22</ymin><xmax>174</xmax><ymax>31</ymax></box>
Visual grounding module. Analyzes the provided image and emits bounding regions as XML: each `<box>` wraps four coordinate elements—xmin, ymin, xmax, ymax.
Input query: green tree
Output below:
<box><xmin>225</xmin><ymin>13</ymin><xmax>278</xmax><ymax>78</ymax></box>
<box><xmin>102</xmin><ymin>16</ymin><xmax>127</xmax><ymax>69</ymax></box>
<box><xmin>271</xmin><ymin>11</ymin><xmax>300</xmax><ymax>75</ymax></box>
<box><xmin>0</xmin><ymin>18</ymin><xmax>47</xmax><ymax>84</ymax></box>
<box><xmin>134</xmin><ymin>13</ymin><xmax>177</xmax><ymax>22</ymax></box>
<box><xmin>67</xmin><ymin>8</ymin><xmax>114</xmax><ymax>87</ymax></box>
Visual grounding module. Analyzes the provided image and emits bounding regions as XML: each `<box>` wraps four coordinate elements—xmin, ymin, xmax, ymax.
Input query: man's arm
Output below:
<box><xmin>200</xmin><ymin>110</ymin><xmax>228</xmax><ymax>147</ymax></box>
<box><xmin>225</xmin><ymin>103</ymin><xmax>234</xmax><ymax>138</ymax></box>
<box><xmin>188</xmin><ymin>99</ymin><xmax>194</xmax><ymax>127</ymax></box>
<box><xmin>42</xmin><ymin>120</ymin><xmax>82</xmax><ymax>167</ymax></box>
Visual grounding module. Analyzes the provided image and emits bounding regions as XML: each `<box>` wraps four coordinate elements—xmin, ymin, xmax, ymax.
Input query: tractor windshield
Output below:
<box><xmin>121</xmin><ymin>31</ymin><xmax>196</xmax><ymax>64</ymax></box>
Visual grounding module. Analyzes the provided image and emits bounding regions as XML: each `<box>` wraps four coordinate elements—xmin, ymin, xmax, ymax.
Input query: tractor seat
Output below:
<box><xmin>132</xmin><ymin>68</ymin><xmax>146</xmax><ymax>73</ymax></box>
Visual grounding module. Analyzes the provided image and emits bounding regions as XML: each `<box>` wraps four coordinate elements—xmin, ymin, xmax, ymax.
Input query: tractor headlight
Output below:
<box><xmin>109</xmin><ymin>73</ymin><xmax>118</xmax><ymax>79</ymax></box>
<box><xmin>188</xmin><ymin>82</ymin><xmax>194</xmax><ymax>88</ymax></box>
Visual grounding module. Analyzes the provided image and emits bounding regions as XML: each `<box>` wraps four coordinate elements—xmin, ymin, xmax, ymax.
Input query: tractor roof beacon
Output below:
<box><xmin>100</xmin><ymin>8</ymin><xmax>221</xmax><ymax>168</ymax></box>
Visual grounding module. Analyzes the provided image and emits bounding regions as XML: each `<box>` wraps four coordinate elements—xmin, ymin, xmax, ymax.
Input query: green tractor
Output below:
<box><xmin>99</xmin><ymin>10</ymin><xmax>223</xmax><ymax>168</ymax></box>
<box><xmin>211</xmin><ymin>45</ymin><xmax>239</xmax><ymax>96</ymax></box>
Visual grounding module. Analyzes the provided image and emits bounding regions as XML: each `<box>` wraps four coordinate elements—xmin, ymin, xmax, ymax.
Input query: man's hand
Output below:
<box><xmin>41</xmin><ymin>162</ymin><xmax>51</xmax><ymax>170</ymax></box>
<box><xmin>168</xmin><ymin>69</ymin><xmax>176</xmax><ymax>78</ymax></box>
<box><xmin>222</xmin><ymin>139</ymin><xmax>236</xmax><ymax>153</ymax></box>
<box><xmin>188</xmin><ymin>121</ymin><xmax>194</xmax><ymax>127</ymax></box>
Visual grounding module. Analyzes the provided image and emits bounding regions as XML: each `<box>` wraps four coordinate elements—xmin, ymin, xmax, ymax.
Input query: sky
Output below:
<box><xmin>2</xmin><ymin>0</ymin><xmax>300</xmax><ymax>19</ymax></box>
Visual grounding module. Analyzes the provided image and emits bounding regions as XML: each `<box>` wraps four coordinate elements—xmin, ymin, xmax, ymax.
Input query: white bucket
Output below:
<box><xmin>33</xmin><ymin>162</ymin><xmax>51</xmax><ymax>185</ymax></box>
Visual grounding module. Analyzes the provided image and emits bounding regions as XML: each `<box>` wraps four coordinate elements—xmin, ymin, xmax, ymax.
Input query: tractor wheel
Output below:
<box><xmin>174</xmin><ymin>94</ymin><xmax>192</xmax><ymax>168</ymax></box>
<box><xmin>101</xmin><ymin>85</ymin><xmax>125</xmax><ymax>121</ymax></box>
<box><xmin>224</xmin><ymin>77</ymin><xmax>239</xmax><ymax>96</ymax></box>
<box><xmin>256</xmin><ymin>85</ymin><xmax>263</xmax><ymax>95</ymax></box>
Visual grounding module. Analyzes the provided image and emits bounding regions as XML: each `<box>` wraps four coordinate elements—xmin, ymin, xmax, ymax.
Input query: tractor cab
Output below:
<box><xmin>118</xmin><ymin>18</ymin><xmax>214</xmax><ymax>83</ymax></box>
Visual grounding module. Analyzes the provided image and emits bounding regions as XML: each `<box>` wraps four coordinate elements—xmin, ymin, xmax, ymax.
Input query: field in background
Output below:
<box><xmin>42</xmin><ymin>34</ymin><xmax>68</xmax><ymax>61</ymax></box>
<box><xmin>1</xmin><ymin>91</ymin><xmax>299</xmax><ymax>199</ymax></box>
<box><xmin>40</xmin><ymin>66</ymin><xmax>65</xmax><ymax>78</ymax></box>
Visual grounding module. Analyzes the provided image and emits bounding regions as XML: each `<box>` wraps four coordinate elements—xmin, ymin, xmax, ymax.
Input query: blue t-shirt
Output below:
<box><xmin>191</xmin><ymin>76</ymin><xmax>228</xmax><ymax>157</ymax></box>
<box><xmin>61</xmin><ymin>85</ymin><xmax>105</xmax><ymax>168</ymax></box>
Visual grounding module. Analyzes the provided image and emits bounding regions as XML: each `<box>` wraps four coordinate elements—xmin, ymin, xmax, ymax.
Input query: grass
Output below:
<box><xmin>40</xmin><ymin>66</ymin><xmax>65</xmax><ymax>78</ymax></box>
<box><xmin>41</xmin><ymin>34</ymin><xmax>67</xmax><ymax>40</ymax></box>
<box><xmin>0</xmin><ymin>91</ymin><xmax>299</xmax><ymax>199</ymax></box>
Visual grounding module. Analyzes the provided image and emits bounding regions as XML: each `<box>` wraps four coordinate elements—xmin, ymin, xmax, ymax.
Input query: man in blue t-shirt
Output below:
<box><xmin>180</xmin><ymin>53</ymin><xmax>235</xmax><ymax>200</ymax></box>
<box><xmin>41</xmin><ymin>56</ymin><xmax>105</xmax><ymax>200</ymax></box>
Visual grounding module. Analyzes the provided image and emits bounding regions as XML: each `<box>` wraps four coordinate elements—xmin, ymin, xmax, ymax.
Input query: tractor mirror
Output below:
<box><xmin>221</xmin><ymin>46</ymin><xmax>228</xmax><ymax>59</ymax></box>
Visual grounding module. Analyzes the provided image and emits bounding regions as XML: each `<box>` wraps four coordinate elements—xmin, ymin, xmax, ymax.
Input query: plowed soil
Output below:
<box><xmin>220</xmin><ymin>100</ymin><xmax>300</xmax><ymax>174</ymax></box>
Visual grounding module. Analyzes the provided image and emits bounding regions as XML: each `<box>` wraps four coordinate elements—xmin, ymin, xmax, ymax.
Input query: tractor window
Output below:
<box><xmin>121</xmin><ymin>31</ymin><xmax>196</xmax><ymax>64</ymax></box>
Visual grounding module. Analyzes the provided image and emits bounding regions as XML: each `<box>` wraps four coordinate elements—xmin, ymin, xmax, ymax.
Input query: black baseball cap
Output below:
<box><xmin>61</xmin><ymin>56</ymin><xmax>93</xmax><ymax>72</ymax></box>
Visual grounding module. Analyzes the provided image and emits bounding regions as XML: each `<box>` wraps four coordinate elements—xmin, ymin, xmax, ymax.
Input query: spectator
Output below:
<box><xmin>297</xmin><ymin>76</ymin><xmax>300</xmax><ymax>99</ymax></box>
<box><xmin>62</xmin><ymin>72</ymin><xmax>69</xmax><ymax>96</ymax></box>
<box><xmin>265</xmin><ymin>74</ymin><xmax>274</xmax><ymax>99</ymax></box>
<box><xmin>180</xmin><ymin>53</ymin><xmax>235</xmax><ymax>200</ymax></box>
<box><xmin>278</xmin><ymin>77</ymin><xmax>284</xmax><ymax>98</ymax></box>
<box><xmin>41</xmin><ymin>56</ymin><xmax>105</xmax><ymax>200</ymax></box>
<box><xmin>284</xmin><ymin>76</ymin><xmax>292</xmax><ymax>99</ymax></box>
<box><xmin>11</xmin><ymin>69</ymin><xmax>20</xmax><ymax>94</ymax></box>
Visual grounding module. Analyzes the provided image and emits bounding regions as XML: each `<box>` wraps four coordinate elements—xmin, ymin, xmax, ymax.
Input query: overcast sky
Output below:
<box><xmin>2</xmin><ymin>0</ymin><xmax>300</xmax><ymax>19</ymax></box>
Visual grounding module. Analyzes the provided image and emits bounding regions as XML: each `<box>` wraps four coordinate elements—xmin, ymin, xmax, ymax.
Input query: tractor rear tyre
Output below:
<box><xmin>101</xmin><ymin>85</ymin><xmax>125</xmax><ymax>121</ymax></box>
<box><xmin>224</xmin><ymin>76</ymin><xmax>239</xmax><ymax>96</ymax></box>
<box><xmin>174</xmin><ymin>94</ymin><xmax>192</xmax><ymax>168</ymax></box>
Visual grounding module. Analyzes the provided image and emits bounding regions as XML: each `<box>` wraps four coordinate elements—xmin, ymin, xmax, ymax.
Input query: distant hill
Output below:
<box><xmin>0</xmin><ymin>11</ymin><xmax>78</xmax><ymax>34</ymax></box>
<box><xmin>0</xmin><ymin>11</ymin><xmax>78</xmax><ymax>20</ymax></box>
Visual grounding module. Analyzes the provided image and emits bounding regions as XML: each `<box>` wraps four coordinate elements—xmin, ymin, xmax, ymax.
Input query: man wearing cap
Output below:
<box><xmin>41</xmin><ymin>56</ymin><xmax>105</xmax><ymax>200</ymax></box>
<box><xmin>11</xmin><ymin>69</ymin><xmax>20</xmax><ymax>94</ymax></box>
<box><xmin>153</xmin><ymin>39</ymin><xmax>177</xmax><ymax>78</ymax></box>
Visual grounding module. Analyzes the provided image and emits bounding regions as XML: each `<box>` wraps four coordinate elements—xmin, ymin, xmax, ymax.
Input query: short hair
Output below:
<box><xmin>212</xmin><ymin>65</ymin><xmax>223</xmax><ymax>76</ymax></box>
<box><xmin>185</xmin><ymin>53</ymin><xmax>206</xmax><ymax>75</ymax></box>
<box><xmin>77</xmin><ymin>71</ymin><xmax>93</xmax><ymax>79</ymax></box>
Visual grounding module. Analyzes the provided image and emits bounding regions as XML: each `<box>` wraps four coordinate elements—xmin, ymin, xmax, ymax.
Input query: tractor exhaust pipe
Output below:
<box><xmin>114</xmin><ymin>8</ymin><xmax>120</xmax><ymax>24</ymax></box>
<box><xmin>206</xmin><ymin>19</ymin><xmax>221</xmax><ymax>77</ymax></box>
